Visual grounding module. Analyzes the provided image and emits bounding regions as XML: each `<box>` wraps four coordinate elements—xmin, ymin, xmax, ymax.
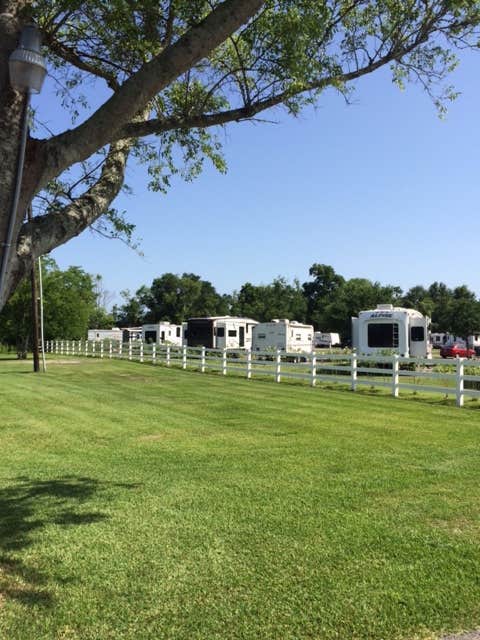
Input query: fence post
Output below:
<box><xmin>456</xmin><ymin>357</ymin><xmax>465</xmax><ymax>407</ymax></box>
<box><xmin>351</xmin><ymin>351</ymin><xmax>358</xmax><ymax>391</ymax></box>
<box><xmin>166</xmin><ymin>345</ymin><xmax>171</xmax><ymax>367</ymax></box>
<box><xmin>119</xmin><ymin>341</ymin><xmax>123</xmax><ymax>358</ymax></box>
<box><xmin>152</xmin><ymin>344</ymin><xmax>156</xmax><ymax>365</ymax></box>
<box><xmin>392</xmin><ymin>355</ymin><xmax>400</xmax><ymax>398</ymax></box>
<box><xmin>92</xmin><ymin>341</ymin><xmax>97</xmax><ymax>358</ymax></box>
<box><xmin>310</xmin><ymin>351</ymin><xmax>317</xmax><ymax>387</ymax></box>
<box><xmin>100</xmin><ymin>340</ymin><xmax>104</xmax><ymax>359</ymax></box>
<box><xmin>275</xmin><ymin>349</ymin><xmax>281</xmax><ymax>383</ymax></box>
<box><xmin>128</xmin><ymin>340</ymin><xmax>132</xmax><ymax>361</ymax></box>
<box><xmin>201</xmin><ymin>346</ymin><xmax>206</xmax><ymax>373</ymax></box>
<box><xmin>182</xmin><ymin>344</ymin><xmax>187</xmax><ymax>369</ymax></box>
<box><xmin>140</xmin><ymin>341</ymin><xmax>144</xmax><ymax>363</ymax></box>
<box><xmin>246</xmin><ymin>349</ymin><xmax>252</xmax><ymax>379</ymax></box>
<box><xmin>109</xmin><ymin>341</ymin><xmax>113</xmax><ymax>359</ymax></box>
<box><xmin>222</xmin><ymin>348</ymin><xmax>227</xmax><ymax>375</ymax></box>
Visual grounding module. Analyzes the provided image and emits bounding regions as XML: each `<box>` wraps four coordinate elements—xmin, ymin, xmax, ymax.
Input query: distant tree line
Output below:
<box><xmin>114</xmin><ymin>264</ymin><xmax>480</xmax><ymax>343</ymax></box>
<box><xmin>1</xmin><ymin>261</ymin><xmax>479</xmax><ymax>352</ymax></box>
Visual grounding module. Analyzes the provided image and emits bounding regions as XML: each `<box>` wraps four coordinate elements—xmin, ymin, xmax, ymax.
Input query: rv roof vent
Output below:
<box><xmin>272</xmin><ymin>319</ymin><xmax>280</xmax><ymax>323</ymax></box>
<box><xmin>376</xmin><ymin>304</ymin><xmax>394</xmax><ymax>311</ymax></box>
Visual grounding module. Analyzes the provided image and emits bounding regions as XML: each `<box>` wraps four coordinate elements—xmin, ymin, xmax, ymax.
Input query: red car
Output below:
<box><xmin>440</xmin><ymin>343</ymin><xmax>476</xmax><ymax>358</ymax></box>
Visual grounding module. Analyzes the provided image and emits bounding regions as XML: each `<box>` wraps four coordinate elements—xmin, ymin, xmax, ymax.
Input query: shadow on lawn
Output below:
<box><xmin>0</xmin><ymin>475</ymin><xmax>137</xmax><ymax>608</ymax></box>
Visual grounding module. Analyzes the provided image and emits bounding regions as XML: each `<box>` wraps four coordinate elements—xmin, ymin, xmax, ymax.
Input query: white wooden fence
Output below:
<box><xmin>45</xmin><ymin>340</ymin><xmax>480</xmax><ymax>408</ymax></box>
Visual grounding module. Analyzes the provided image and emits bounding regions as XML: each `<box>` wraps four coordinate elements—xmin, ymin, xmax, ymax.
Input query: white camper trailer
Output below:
<box><xmin>87</xmin><ymin>328</ymin><xmax>123</xmax><ymax>342</ymax></box>
<box><xmin>351</xmin><ymin>304</ymin><xmax>431</xmax><ymax>358</ymax></box>
<box><xmin>252</xmin><ymin>319</ymin><xmax>314</xmax><ymax>353</ymax></box>
<box><xmin>186</xmin><ymin>316</ymin><xmax>258</xmax><ymax>350</ymax></box>
<box><xmin>142</xmin><ymin>322</ymin><xmax>183</xmax><ymax>346</ymax></box>
<box><xmin>314</xmin><ymin>331</ymin><xmax>341</xmax><ymax>348</ymax></box>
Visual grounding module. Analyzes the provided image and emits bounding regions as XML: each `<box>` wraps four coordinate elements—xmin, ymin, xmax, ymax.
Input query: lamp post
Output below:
<box><xmin>0</xmin><ymin>25</ymin><xmax>47</xmax><ymax>368</ymax></box>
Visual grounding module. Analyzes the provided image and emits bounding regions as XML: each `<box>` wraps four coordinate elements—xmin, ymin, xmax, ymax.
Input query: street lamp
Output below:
<box><xmin>0</xmin><ymin>25</ymin><xmax>47</xmax><ymax>370</ymax></box>
<box><xmin>9</xmin><ymin>24</ymin><xmax>47</xmax><ymax>93</ymax></box>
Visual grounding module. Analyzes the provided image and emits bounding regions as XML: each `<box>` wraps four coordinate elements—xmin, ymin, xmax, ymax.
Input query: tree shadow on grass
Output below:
<box><xmin>0</xmin><ymin>475</ymin><xmax>138</xmax><ymax>608</ymax></box>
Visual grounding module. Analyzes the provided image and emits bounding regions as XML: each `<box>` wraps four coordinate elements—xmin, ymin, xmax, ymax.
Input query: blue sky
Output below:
<box><xmin>34</xmin><ymin>47</ymin><xmax>480</xmax><ymax>308</ymax></box>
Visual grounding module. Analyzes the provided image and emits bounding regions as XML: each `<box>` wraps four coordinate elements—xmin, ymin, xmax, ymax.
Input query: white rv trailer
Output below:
<box><xmin>430</xmin><ymin>332</ymin><xmax>448</xmax><ymax>348</ymax></box>
<box><xmin>314</xmin><ymin>331</ymin><xmax>341</xmax><ymax>348</ymax></box>
<box><xmin>185</xmin><ymin>316</ymin><xmax>258</xmax><ymax>350</ymax></box>
<box><xmin>142</xmin><ymin>322</ymin><xmax>183</xmax><ymax>345</ymax></box>
<box><xmin>252</xmin><ymin>319</ymin><xmax>314</xmax><ymax>353</ymax></box>
<box><xmin>351</xmin><ymin>304</ymin><xmax>431</xmax><ymax>358</ymax></box>
<box><xmin>87</xmin><ymin>328</ymin><xmax>123</xmax><ymax>342</ymax></box>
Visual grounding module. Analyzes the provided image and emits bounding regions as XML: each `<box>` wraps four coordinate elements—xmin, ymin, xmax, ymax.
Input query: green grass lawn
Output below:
<box><xmin>1</xmin><ymin>357</ymin><xmax>480</xmax><ymax>640</ymax></box>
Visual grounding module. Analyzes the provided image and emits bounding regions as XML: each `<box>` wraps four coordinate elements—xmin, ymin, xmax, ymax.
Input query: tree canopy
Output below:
<box><xmin>0</xmin><ymin>258</ymin><xmax>101</xmax><ymax>351</ymax></box>
<box><xmin>1</xmin><ymin>0</ymin><xmax>480</xmax><ymax>310</ymax></box>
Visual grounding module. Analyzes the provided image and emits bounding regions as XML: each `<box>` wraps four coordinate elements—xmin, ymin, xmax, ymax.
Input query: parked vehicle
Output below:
<box><xmin>313</xmin><ymin>332</ymin><xmax>341</xmax><ymax>348</ymax></box>
<box><xmin>440</xmin><ymin>343</ymin><xmax>476</xmax><ymax>358</ymax></box>
<box><xmin>252</xmin><ymin>319</ymin><xmax>314</xmax><ymax>353</ymax></box>
<box><xmin>142</xmin><ymin>322</ymin><xmax>183</xmax><ymax>345</ymax></box>
<box><xmin>87</xmin><ymin>328</ymin><xmax>122</xmax><ymax>342</ymax></box>
<box><xmin>351</xmin><ymin>304</ymin><xmax>432</xmax><ymax>358</ymax></box>
<box><xmin>185</xmin><ymin>316</ymin><xmax>258</xmax><ymax>349</ymax></box>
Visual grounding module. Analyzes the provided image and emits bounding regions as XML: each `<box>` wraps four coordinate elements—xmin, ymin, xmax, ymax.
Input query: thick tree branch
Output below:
<box><xmin>4</xmin><ymin>137</ymin><xmax>133</xmax><ymax>304</ymax></box>
<box><xmin>112</xmin><ymin>32</ymin><xmax>437</xmax><ymax>142</ymax></box>
<box><xmin>33</xmin><ymin>0</ymin><xmax>266</xmax><ymax>193</ymax></box>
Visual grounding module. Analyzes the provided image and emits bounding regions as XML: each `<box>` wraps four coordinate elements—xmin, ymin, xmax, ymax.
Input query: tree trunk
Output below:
<box><xmin>0</xmin><ymin>8</ymin><xmax>26</xmax><ymax>308</ymax></box>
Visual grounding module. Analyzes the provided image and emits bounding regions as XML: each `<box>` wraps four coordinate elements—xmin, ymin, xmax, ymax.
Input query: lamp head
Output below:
<box><xmin>9</xmin><ymin>24</ymin><xmax>47</xmax><ymax>94</ymax></box>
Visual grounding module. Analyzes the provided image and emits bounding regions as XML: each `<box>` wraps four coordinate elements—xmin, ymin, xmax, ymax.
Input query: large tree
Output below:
<box><xmin>138</xmin><ymin>272</ymin><xmax>229</xmax><ymax>323</ymax></box>
<box><xmin>232</xmin><ymin>277</ymin><xmax>306</xmax><ymax>321</ymax></box>
<box><xmin>1</xmin><ymin>1</ymin><xmax>480</xmax><ymax>310</ymax></box>
<box><xmin>0</xmin><ymin>258</ymin><xmax>98</xmax><ymax>352</ymax></box>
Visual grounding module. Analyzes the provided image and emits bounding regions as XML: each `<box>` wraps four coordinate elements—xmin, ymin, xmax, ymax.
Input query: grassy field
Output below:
<box><xmin>1</xmin><ymin>357</ymin><xmax>480</xmax><ymax>640</ymax></box>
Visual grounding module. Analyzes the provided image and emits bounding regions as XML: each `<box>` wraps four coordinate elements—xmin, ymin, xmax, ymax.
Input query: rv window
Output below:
<box><xmin>228</xmin><ymin>329</ymin><xmax>237</xmax><ymax>337</ymax></box>
<box><xmin>144</xmin><ymin>330</ymin><xmax>157</xmax><ymax>343</ymax></box>
<box><xmin>410</xmin><ymin>326</ymin><xmax>425</xmax><ymax>342</ymax></box>
<box><xmin>368</xmin><ymin>323</ymin><xmax>399</xmax><ymax>348</ymax></box>
<box><xmin>176</xmin><ymin>327</ymin><xmax>181</xmax><ymax>337</ymax></box>
<box><xmin>257</xmin><ymin>333</ymin><xmax>266</xmax><ymax>339</ymax></box>
<box><xmin>216</xmin><ymin>327</ymin><xmax>225</xmax><ymax>337</ymax></box>
<box><xmin>296</xmin><ymin>334</ymin><xmax>302</xmax><ymax>341</ymax></box>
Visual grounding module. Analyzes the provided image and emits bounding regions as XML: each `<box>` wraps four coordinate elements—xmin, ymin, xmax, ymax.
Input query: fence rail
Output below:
<box><xmin>45</xmin><ymin>340</ymin><xmax>480</xmax><ymax>408</ymax></box>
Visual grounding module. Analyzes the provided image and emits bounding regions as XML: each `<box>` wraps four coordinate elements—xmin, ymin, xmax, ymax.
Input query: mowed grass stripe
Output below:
<box><xmin>0</xmin><ymin>358</ymin><xmax>479</xmax><ymax>640</ymax></box>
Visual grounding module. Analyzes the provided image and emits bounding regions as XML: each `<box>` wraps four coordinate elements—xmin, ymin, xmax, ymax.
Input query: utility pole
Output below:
<box><xmin>27</xmin><ymin>206</ymin><xmax>40</xmax><ymax>372</ymax></box>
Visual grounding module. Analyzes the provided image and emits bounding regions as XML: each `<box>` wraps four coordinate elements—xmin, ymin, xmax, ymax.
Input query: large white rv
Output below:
<box><xmin>351</xmin><ymin>304</ymin><xmax>431</xmax><ymax>358</ymax></box>
<box><xmin>252</xmin><ymin>319</ymin><xmax>314</xmax><ymax>353</ymax></box>
<box><xmin>87</xmin><ymin>328</ymin><xmax>122</xmax><ymax>342</ymax></box>
<box><xmin>142</xmin><ymin>322</ymin><xmax>183</xmax><ymax>346</ymax></box>
<box><xmin>185</xmin><ymin>316</ymin><xmax>258</xmax><ymax>350</ymax></box>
